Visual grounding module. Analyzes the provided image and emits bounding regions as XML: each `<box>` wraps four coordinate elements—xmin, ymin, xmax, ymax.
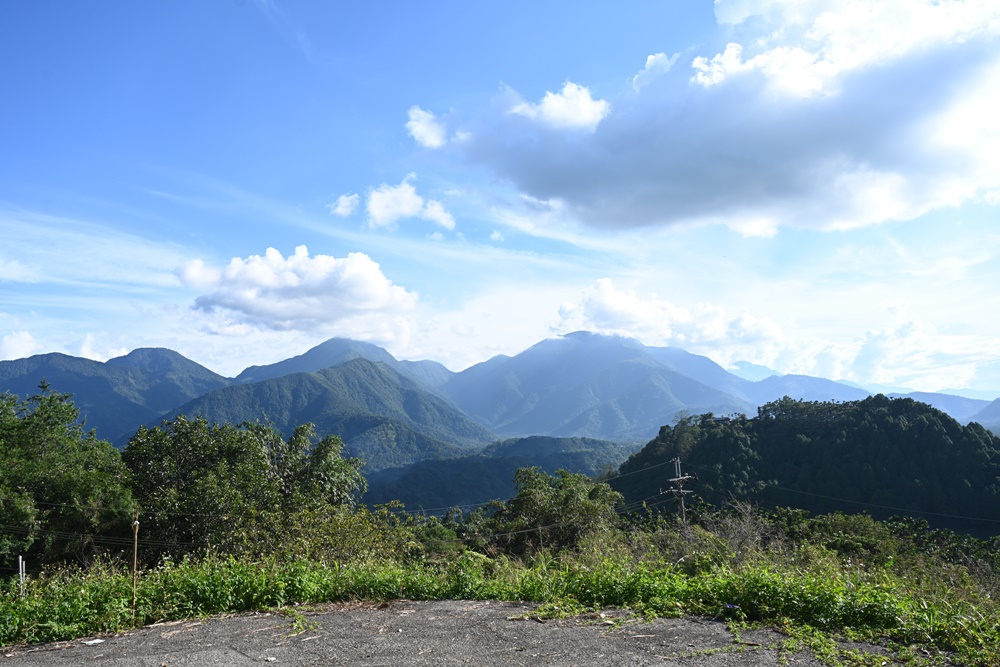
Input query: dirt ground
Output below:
<box><xmin>0</xmin><ymin>599</ymin><xmax>903</xmax><ymax>666</ymax></box>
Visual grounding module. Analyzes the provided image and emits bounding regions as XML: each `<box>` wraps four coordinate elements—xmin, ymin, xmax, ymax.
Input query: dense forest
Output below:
<box><xmin>611</xmin><ymin>395</ymin><xmax>1000</xmax><ymax>535</ymax></box>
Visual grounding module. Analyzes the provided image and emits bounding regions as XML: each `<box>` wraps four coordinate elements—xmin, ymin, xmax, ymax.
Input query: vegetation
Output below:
<box><xmin>0</xmin><ymin>384</ymin><xmax>134</xmax><ymax>565</ymax></box>
<box><xmin>122</xmin><ymin>417</ymin><xmax>367</xmax><ymax>559</ymax></box>
<box><xmin>364</xmin><ymin>436</ymin><xmax>635</xmax><ymax>509</ymax></box>
<box><xmin>612</xmin><ymin>396</ymin><xmax>1000</xmax><ymax>534</ymax></box>
<box><xmin>2</xmin><ymin>387</ymin><xmax>999</xmax><ymax>665</ymax></box>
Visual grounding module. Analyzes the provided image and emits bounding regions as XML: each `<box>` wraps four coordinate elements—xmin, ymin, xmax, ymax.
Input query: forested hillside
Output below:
<box><xmin>612</xmin><ymin>395</ymin><xmax>1000</xmax><ymax>534</ymax></box>
<box><xmin>156</xmin><ymin>358</ymin><xmax>496</xmax><ymax>470</ymax></box>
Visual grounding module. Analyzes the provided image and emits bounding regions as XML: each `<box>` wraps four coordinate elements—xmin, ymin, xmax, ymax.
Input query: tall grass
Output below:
<box><xmin>3</xmin><ymin>504</ymin><xmax>998</xmax><ymax>666</ymax></box>
<box><xmin>2</xmin><ymin>551</ymin><xmax>997</xmax><ymax>665</ymax></box>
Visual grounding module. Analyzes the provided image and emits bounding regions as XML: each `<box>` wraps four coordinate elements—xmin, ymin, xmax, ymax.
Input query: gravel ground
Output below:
<box><xmin>0</xmin><ymin>600</ymin><xmax>902</xmax><ymax>666</ymax></box>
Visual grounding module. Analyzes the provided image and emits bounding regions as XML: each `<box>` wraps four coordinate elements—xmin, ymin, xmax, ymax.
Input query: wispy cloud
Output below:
<box><xmin>0</xmin><ymin>205</ymin><xmax>188</xmax><ymax>289</ymax></box>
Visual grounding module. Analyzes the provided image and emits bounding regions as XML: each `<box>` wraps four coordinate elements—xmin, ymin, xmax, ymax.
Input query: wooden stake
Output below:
<box><xmin>132</xmin><ymin>513</ymin><xmax>139</xmax><ymax>626</ymax></box>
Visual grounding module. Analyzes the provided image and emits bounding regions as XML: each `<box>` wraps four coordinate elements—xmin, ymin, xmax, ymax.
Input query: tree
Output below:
<box><xmin>0</xmin><ymin>384</ymin><xmax>134</xmax><ymax>566</ymax></box>
<box><xmin>122</xmin><ymin>417</ymin><xmax>366</xmax><ymax>558</ymax></box>
<box><xmin>480</xmin><ymin>467</ymin><xmax>623</xmax><ymax>557</ymax></box>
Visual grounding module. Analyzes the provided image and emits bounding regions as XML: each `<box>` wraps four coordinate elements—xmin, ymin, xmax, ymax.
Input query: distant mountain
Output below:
<box><xmin>888</xmin><ymin>392</ymin><xmax>990</xmax><ymax>423</ymax></box>
<box><xmin>0</xmin><ymin>350</ymin><xmax>230</xmax><ymax>443</ymax></box>
<box><xmin>234</xmin><ymin>337</ymin><xmax>454</xmax><ymax>391</ymax></box>
<box><xmin>2</xmin><ymin>333</ymin><xmax>991</xmax><ymax>458</ymax></box>
<box><xmin>727</xmin><ymin>360</ymin><xmax>780</xmax><ymax>382</ymax></box>
<box><xmin>439</xmin><ymin>332</ymin><xmax>751</xmax><ymax>442</ymax></box>
<box><xmin>745</xmin><ymin>374</ymin><xmax>870</xmax><ymax>405</ymax></box>
<box><xmin>971</xmin><ymin>398</ymin><xmax>1000</xmax><ymax>435</ymax></box>
<box><xmin>365</xmin><ymin>436</ymin><xmax>637</xmax><ymax>509</ymax></box>
<box><xmin>160</xmin><ymin>358</ymin><xmax>495</xmax><ymax>471</ymax></box>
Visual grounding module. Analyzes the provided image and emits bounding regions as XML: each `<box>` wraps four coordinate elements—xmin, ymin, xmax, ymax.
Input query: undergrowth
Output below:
<box><xmin>2</xmin><ymin>549</ymin><xmax>997</xmax><ymax>665</ymax></box>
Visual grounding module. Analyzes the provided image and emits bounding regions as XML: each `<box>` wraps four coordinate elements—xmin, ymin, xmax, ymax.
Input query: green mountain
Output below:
<box><xmin>611</xmin><ymin>395</ymin><xmax>1000</xmax><ymax>534</ymax></box>
<box><xmin>159</xmin><ymin>358</ymin><xmax>496</xmax><ymax>471</ymax></box>
<box><xmin>0</xmin><ymin>349</ymin><xmax>230</xmax><ymax>443</ymax></box>
<box><xmin>365</xmin><ymin>436</ymin><xmax>637</xmax><ymax>509</ymax></box>
<box><xmin>235</xmin><ymin>337</ymin><xmax>454</xmax><ymax>390</ymax></box>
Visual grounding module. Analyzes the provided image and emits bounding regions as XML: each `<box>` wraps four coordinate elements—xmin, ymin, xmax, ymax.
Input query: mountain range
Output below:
<box><xmin>2</xmin><ymin>332</ymin><xmax>998</xmax><ymax>476</ymax></box>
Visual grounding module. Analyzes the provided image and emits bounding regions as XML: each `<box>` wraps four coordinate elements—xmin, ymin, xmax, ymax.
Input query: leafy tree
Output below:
<box><xmin>477</xmin><ymin>467</ymin><xmax>623</xmax><ymax>557</ymax></box>
<box><xmin>0</xmin><ymin>384</ymin><xmax>134</xmax><ymax>566</ymax></box>
<box><xmin>122</xmin><ymin>417</ymin><xmax>366</xmax><ymax>558</ymax></box>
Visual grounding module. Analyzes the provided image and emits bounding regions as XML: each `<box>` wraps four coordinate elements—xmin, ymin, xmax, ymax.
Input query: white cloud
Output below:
<box><xmin>78</xmin><ymin>333</ymin><xmax>128</xmax><ymax>363</ymax></box>
<box><xmin>700</xmin><ymin>0</ymin><xmax>1000</xmax><ymax>95</ymax></box>
<box><xmin>633</xmin><ymin>52</ymin><xmax>680</xmax><ymax>91</ymax></box>
<box><xmin>553</xmin><ymin>277</ymin><xmax>1000</xmax><ymax>392</ymax></box>
<box><xmin>176</xmin><ymin>258</ymin><xmax>222</xmax><ymax>290</ymax></box>
<box><xmin>0</xmin><ymin>256</ymin><xmax>39</xmax><ymax>283</ymax></box>
<box><xmin>510</xmin><ymin>82</ymin><xmax>610</xmax><ymax>131</ymax></box>
<box><xmin>181</xmin><ymin>245</ymin><xmax>418</xmax><ymax>333</ymax></box>
<box><xmin>422</xmin><ymin>200</ymin><xmax>456</xmax><ymax>229</ymax></box>
<box><xmin>457</xmin><ymin>1</ymin><xmax>1000</xmax><ymax>233</ymax></box>
<box><xmin>406</xmin><ymin>106</ymin><xmax>447</xmax><ymax>148</ymax></box>
<box><xmin>489</xmin><ymin>230</ymin><xmax>503</xmax><ymax>242</ymax></box>
<box><xmin>366</xmin><ymin>175</ymin><xmax>425</xmax><ymax>228</ymax></box>
<box><xmin>556</xmin><ymin>278</ymin><xmax>782</xmax><ymax>351</ymax></box>
<box><xmin>328</xmin><ymin>193</ymin><xmax>360</xmax><ymax>217</ymax></box>
<box><xmin>365</xmin><ymin>174</ymin><xmax>457</xmax><ymax>230</ymax></box>
<box><xmin>0</xmin><ymin>330</ymin><xmax>42</xmax><ymax>360</ymax></box>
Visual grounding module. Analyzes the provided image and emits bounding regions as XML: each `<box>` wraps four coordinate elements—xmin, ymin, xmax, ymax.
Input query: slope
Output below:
<box><xmin>365</xmin><ymin>436</ymin><xmax>637</xmax><ymax>509</ymax></box>
<box><xmin>158</xmin><ymin>358</ymin><xmax>496</xmax><ymax>471</ymax></box>
<box><xmin>234</xmin><ymin>336</ymin><xmax>454</xmax><ymax>390</ymax></box>
<box><xmin>0</xmin><ymin>350</ymin><xmax>230</xmax><ymax>443</ymax></box>
<box><xmin>441</xmin><ymin>332</ymin><xmax>752</xmax><ymax>442</ymax></box>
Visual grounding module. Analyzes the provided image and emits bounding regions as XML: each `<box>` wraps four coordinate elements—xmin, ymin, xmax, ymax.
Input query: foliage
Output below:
<box><xmin>122</xmin><ymin>417</ymin><xmax>365</xmax><ymax>558</ymax></box>
<box><xmin>155</xmin><ymin>359</ymin><xmax>495</xmax><ymax>471</ymax></box>
<box><xmin>468</xmin><ymin>467</ymin><xmax>623</xmax><ymax>557</ymax></box>
<box><xmin>612</xmin><ymin>396</ymin><xmax>1000</xmax><ymax>533</ymax></box>
<box><xmin>0</xmin><ymin>384</ymin><xmax>134</xmax><ymax>567</ymax></box>
<box><xmin>364</xmin><ymin>436</ymin><xmax>634</xmax><ymax>509</ymax></box>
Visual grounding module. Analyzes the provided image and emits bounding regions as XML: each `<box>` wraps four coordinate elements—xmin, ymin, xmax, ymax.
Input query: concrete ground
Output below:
<box><xmin>0</xmin><ymin>599</ymin><xmax>902</xmax><ymax>666</ymax></box>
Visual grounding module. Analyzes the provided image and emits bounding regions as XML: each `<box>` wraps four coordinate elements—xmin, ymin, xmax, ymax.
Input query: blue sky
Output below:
<box><xmin>2</xmin><ymin>1</ymin><xmax>999</xmax><ymax>394</ymax></box>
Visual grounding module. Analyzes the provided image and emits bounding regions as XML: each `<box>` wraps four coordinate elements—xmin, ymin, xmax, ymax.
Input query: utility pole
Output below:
<box><xmin>662</xmin><ymin>457</ymin><xmax>695</xmax><ymax>523</ymax></box>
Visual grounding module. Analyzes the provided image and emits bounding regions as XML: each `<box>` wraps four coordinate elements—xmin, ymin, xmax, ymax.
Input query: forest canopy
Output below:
<box><xmin>611</xmin><ymin>395</ymin><xmax>1000</xmax><ymax>534</ymax></box>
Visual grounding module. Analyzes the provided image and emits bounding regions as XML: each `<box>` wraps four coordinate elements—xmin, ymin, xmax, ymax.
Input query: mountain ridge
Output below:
<box><xmin>2</xmin><ymin>333</ymin><xmax>998</xmax><ymax>449</ymax></box>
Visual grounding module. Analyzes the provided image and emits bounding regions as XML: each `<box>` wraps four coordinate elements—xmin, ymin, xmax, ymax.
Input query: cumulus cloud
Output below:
<box><xmin>457</xmin><ymin>0</ymin><xmax>1000</xmax><ymax>233</ymax></box>
<box><xmin>328</xmin><ymin>193</ymin><xmax>360</xmax><ymax>217</ymax></box>
<box><xmin>365</xmin><ymin>174</ymin><xmax>457</xmax><ymax>230</ymax></box>
<box><xmin>556</xmin><ymin>278</ymin><xmax>782</xmax><ymax>351</ymax></box>
<box><xmin>633</xmin><ymin>52</ymin><xmax>680</xmax><ymax>91</ymax></box>
<box><xmin>367</xmin><ymin>176</ymin><xmax>425</xmax><ymax>228</ymax></box>
<box><xmin>406</xmin><ymin>106</ymin><xmax>447</xmax><ymax>148</ymax></box>
<box><xmin>179</xmin><ymin>245</ymin><xmax>418</xmax><ymax>333</ymax></box>
<box><xmin>78</xmin><ymin>333</ymin><xmax>128</xmax><ymax>363</ymax></box>
<box><xmin>510</xmin><ymin>82</ymin><xmax>610</xmax><ymax>131</ymax></box>
<box><xmin>0</xmin><ymin>330</ymin><xmax>42</xmax><ymax>360</ymax></box>
<box><xmin>708</xmin><ymin>0</ymin><xmax>1000</xmax><ymax>94</ymax></box>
